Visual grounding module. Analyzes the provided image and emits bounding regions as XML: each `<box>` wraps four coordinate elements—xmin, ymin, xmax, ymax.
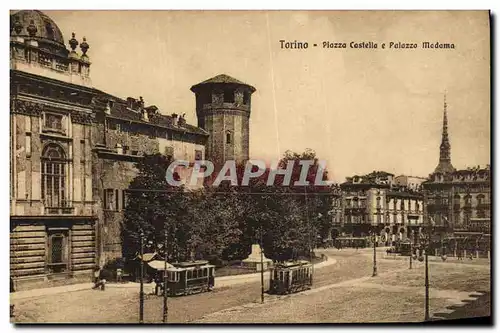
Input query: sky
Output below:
<box><xmin>43</xmin><ymin>10</ymin><xmax>490</xmax><ymax>182</ymax></box>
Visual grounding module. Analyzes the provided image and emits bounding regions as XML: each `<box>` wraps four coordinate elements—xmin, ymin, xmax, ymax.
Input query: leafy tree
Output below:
<box><xmin>122</xmin><ymin>153</ymin><xmax>186</xmax><ymax>261</ymax></box>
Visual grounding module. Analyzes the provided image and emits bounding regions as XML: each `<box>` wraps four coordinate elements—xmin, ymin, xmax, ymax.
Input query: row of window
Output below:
<box><xmin>428</xmin><ymin>194</ymin><xmax>490</xmax><ymax>206</ymax></box>
<box><xmin>201</xmin><ymin>90</ymin><xmax>251</xmax><ymax>105</ymax></box>
<box><xmin>107</xmin><ymin>121</ymin><xmax>204</xmax><ymax>145</ymax></box>
<box><xmin>186</xmin><ymin>268</ymin><xmax>212</xmax><ymax>280</ymax></box>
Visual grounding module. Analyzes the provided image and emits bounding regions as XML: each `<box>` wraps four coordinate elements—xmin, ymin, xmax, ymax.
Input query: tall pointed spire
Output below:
<box><xmin>434</xmin><ymin>91</ymin><xmax>455</xmax><ymax>174</ymax></box>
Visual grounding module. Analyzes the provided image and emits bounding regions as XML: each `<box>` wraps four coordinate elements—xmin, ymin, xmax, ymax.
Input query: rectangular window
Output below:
<box><xmin>51</xmin><ymin>236</ymin><xmax>64</xmax><ymax>263</ymax></box>
<box><xmin>80</xmin><ymin>139</ymin><xmax>85</xmax><ymax>161</ymax></box>
<box><xmin>25</xmin><ymin>133</ymin><xmax>31</xmax><ymax>158</ymax></box>
<box><xmin>243</xmin><ymin>91</ymin><xmax>250</xmax><ymax>105</ymax></box>
<box><xmin>122</xmin><ymin>190</ymin><xmax>128</xmax><ymax>210</ymax></box>
<box><xmin>44</xmin><ymin>113</ymin><xmax>63</xmax><ymax>131</ymax></box>
<box><xmin>223</xmin><ymin>90</ymin><xmax>235</xmax><ymax>103</ymax></box>
<box><xmin>115</xmin><ymin>189</ymin><xmax>120</xmax><ymax>211</ymax></box>
<box><xmin>116</xmin><ymin>123</ymin><xmax>121</xmax><ymax>133</ymax></box>
<box><xmin>104</xmin><ymin>189</ymin><xmax>115</xmax><ymax>210</ymax></box>
<box><xmin>48</xmin><ymin>231</ymin><xmax>68</xmax><ymax>273</ymax></box>
<box><xmin>81</xmin><ymin>161</ymin><xmax>85</xmax><ymax>202</ymax></box>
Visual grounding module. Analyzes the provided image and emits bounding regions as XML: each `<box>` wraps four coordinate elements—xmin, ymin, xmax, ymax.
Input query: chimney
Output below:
<box><xmin>105</xmin><ymin>100</ymin><xmax>113</xmax><ymax>115</ymax></box>
<box><xmin>178</xmin><ymin>113</ymin><xmax>186</xmax><ymax>126</ymax></box>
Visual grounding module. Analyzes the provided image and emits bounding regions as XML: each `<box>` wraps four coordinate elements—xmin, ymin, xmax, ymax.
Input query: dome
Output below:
<box><xmin>10</xmin><ymin>10</ymin><xmax>66</xmax><ymax>49</ymax></box>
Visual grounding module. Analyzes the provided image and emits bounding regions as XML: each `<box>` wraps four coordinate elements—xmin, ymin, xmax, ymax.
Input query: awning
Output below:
<box><xmin>147</xmin><ymin>260</ymin><xmax>174</xmax><ymax>270</ymax></box>
<box><xmin>135</xmin><ymin>252</ymin><xmax>159</xmax><ymax>262</ymax></box>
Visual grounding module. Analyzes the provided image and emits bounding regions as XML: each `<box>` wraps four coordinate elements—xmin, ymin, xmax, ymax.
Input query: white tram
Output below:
<box><xmin>268</xmin><ymin>260</ymin><xmax>313</xmax><ymax>295</ymax></box>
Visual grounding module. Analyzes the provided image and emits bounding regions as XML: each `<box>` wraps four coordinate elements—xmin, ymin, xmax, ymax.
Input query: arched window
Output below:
<box><xmin>477</xmin><ymin>194</ymin><xmax>485</xmax><ymax>205</ymax></box>
<box><xmin>41</xmin><ymin>144</ymin><xmax>67</xmax><ymax>209</ymax></box>
<box><xmin>226</xmin><ymin>131</ymin><xmax>232</xmax><ymax>144</ymax></box>
<box><xmin>464</xmin><ymin>194</ymin><xmax>472</xmax><ymax>205</ymax></box>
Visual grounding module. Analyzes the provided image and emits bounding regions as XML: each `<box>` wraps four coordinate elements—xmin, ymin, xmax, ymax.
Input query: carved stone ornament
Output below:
<box><xmin>12</xmin><ymin>99</ymin><xmax>43</xmax><ymax>117</ymax></box>
<box><xmin>72</xmin><ymin>111</ymin><xmax>94</xmax><ymax>125</ymax></box>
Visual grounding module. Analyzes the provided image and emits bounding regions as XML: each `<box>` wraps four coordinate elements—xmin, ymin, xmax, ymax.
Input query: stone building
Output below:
<box><xmin>338</xmin><ymin>171</ymin><xmax>424</xmax><ymax>245</ymax></box>
<box><xmin>10</xmin><ymin>10</ymin><xmax>97</xmax><ymax>290</ymax></box>
<box><xmin>10</xmin><ymin>11</ymin><xmax>254</xmax><ymax>289</ymax></box>
<box><xmin>91</xmin><ymin>95</ymin><xmax>208</xmax><ymax>264</ymax></box>
<box><xmin>191</xmin><ymin>74</ymin><xmax>255</xmax><ymax>171</ymax></box>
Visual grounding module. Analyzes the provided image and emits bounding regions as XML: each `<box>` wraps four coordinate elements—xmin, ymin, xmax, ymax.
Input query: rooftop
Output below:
<box><xmin>190</xmin><ymin>74</ymin><xmax>256</xmax><ymax>92</ymax></box>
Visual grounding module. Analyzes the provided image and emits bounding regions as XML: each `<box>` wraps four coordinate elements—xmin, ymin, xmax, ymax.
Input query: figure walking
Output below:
<box><xmin>92</xmin><ymin>266</ymin><xmax>106</xmax><ymax>291</ymax></box>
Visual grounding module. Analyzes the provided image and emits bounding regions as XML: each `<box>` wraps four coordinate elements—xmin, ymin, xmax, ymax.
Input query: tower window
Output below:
<box><xmin>243</xmin><ymin>91</ymin><xmax>250</xmax><ymax>105</ymax></box>
<box><xmin>224</xmin><ymin>90</ymin><xmax>235</xmax><ymax>103</ymax></box>
<box><xmin>203</xmin><ymin>92</ymin><xmax>212</xmax><ymax>104</ymax></box>
<box><xmin>226</xmin><ymin>132</ymin><xmax>232</xmax><ymax>144</ymax></box>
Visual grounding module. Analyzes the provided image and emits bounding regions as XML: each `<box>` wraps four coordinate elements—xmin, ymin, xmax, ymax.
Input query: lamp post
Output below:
<box><xmin>163</xmin><ymin>223</ymin><xmax>168</xmax><ymax>323</ymax></box>
<box><xmin>424</xmin><ymin>234</ymin><xmax>430</xmax><ymax>321</ymax></box>
<box><xmin>260</xmin><ymin>227</ymin><xmax>265</xmax><ymax>304</ymax></box>
<box><xmin>139</xmin><ymin>229</ymin><xmax>145</xmax><ymax>324</ymax></box>
<box><xmin>372</xmin><ymin>230</ymin><xmax>378</xmax><ymax>277</ymax></box>
<box><xmin>410</xmin><ymin>230</ymin><xmax>414</xmax><ymax>269</ymax></box>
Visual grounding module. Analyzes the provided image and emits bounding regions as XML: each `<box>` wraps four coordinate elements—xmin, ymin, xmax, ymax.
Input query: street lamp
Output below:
<box><xmin>139</xmin><ymin>229</ymin><xmax>145</xmax><ymax>324</ymax></box>
<box><xmin>424</xmin><ymin>231</ymin><xmax>430</xmax><ymax>321</ymax></box>
<box><xmin>372</xmin><ymin>230</ymin><xmax>378</xmax><ymax>277</ymax></box>
<box><xmin>163</xmin><ymin>222</ymin><xmax>168</xmax><ymax>323</ymax></box>
<box><xmin>260</xmin><ymin>227</ymin><xmax>265</xmax><ymax>304</ymax></box>
<box><xmin>410</xmin><ymin>230</ymin><xmax>414</xmax><ymax>269</ymax></box>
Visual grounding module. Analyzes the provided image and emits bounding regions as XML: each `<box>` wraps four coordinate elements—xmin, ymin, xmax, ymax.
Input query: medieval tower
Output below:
<box><xmin>191</xmin><ymin>74</ymin><xmax>256</xmax><ymax>170</ymax></box>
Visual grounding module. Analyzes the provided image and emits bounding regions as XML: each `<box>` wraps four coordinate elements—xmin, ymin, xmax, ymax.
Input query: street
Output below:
<box><xmin>11</xmin><ymin>248</ymin><xmax>490</xmax><ymax>324</ymax></box>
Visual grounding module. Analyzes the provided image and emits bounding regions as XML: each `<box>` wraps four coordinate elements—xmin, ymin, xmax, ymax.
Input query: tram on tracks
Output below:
<box><xmin>153</xmin><ymin>260</ymin><xmax>216</xmax><ymax>297</ymax></box>
<box><xmin>268</xmin><ymin>260</ymin><xmax>313</xmax><ymax>295</ymax></box>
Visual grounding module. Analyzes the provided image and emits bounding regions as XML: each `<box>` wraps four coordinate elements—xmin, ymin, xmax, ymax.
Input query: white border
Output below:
<box><xmin>2</xmin><ymin>2</ymin><xmax>497</xmax><ymax>333</ymax></box>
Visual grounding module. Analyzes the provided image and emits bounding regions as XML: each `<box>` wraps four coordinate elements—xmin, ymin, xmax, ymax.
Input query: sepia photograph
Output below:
<box><xmin>8</xmin><ymin>9</ymin><xmax>491</xmax><ymax>324</ymax></box>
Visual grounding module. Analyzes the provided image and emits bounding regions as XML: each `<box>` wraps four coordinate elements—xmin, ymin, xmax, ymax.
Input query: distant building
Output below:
<box><xmin>338</xmin><ymin>171</ymin><xmax>424</xmax><ymax>245</ymax></box>
<box><xmin>422</xmin><ymin>94</ymin><xmax>491</xmax><ymax>233</ymax></box>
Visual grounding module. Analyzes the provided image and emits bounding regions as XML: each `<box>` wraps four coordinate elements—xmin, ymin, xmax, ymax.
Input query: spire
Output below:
<box><xmin>434</xmin><ymin>91</ymin><xmax>455</xmax><ymax>174</ymax></box>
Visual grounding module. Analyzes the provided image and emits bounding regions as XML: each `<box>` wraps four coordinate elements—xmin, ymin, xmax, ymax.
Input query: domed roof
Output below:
<box><xmin>10</xmin><ymin>10</ymin><xmax>65</xmax><ymax>47</ymax></box>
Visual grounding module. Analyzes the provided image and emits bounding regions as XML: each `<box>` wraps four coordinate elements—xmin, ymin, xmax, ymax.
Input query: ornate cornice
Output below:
<box><xmin>12</xmin><ymin>99</ymin><xmax>43</xmax><ymax>117</ymax></box>
<box><xmin>72</xmin><ymin>111</ymin><xmax>94</xmax><ymax>125</ymax></box>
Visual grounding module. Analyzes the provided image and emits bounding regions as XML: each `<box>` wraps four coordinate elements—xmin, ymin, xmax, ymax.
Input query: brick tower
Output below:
<box><xmin>191</xmin><ymin>74</ymin><xmax>256</xmax><ymax>170</ymax></box>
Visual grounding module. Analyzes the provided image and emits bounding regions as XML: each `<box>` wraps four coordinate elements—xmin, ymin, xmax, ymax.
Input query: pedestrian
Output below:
<box><xmin>154</xmin><ymin>272</ymin><xmax>163</xmax><ymax>296</ymax></box>
<box><xmin>92</xmin><ymin>265</ymin><xmax>100</xmax><ymax>287</ymax></box>
<box><xmin>116</xmin><ymin>267</ymin><xmax>123</xmax><ymax>283</ymax></box>
<box><xmin>92</xmin><ymin>266</ymin><xmax>106</xmax><ymax>291</ymax></box>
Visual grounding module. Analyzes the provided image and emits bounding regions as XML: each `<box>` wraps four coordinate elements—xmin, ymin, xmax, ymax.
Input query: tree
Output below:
<box><xmin>122</xmin><ymin>153</ymin><xmax>187</xmax><ymax>261</ymax></box>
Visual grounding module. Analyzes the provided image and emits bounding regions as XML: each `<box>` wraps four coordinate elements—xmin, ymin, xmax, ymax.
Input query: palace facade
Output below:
<box><xmin>10</xmin><ymin>10</ymin><xmax>255</xmax><ymax>290</ymax></box>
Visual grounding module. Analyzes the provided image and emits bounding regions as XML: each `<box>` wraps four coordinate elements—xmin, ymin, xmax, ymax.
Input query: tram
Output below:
<box><xmin>268</xmin><ymin>260</ymin><xmax>313</xmax><ymax>295</ymax></box>
<box><xmin>155</xmin><ymin>260</ymin><xmax>216</xmax><ymax>297</ymax></box>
